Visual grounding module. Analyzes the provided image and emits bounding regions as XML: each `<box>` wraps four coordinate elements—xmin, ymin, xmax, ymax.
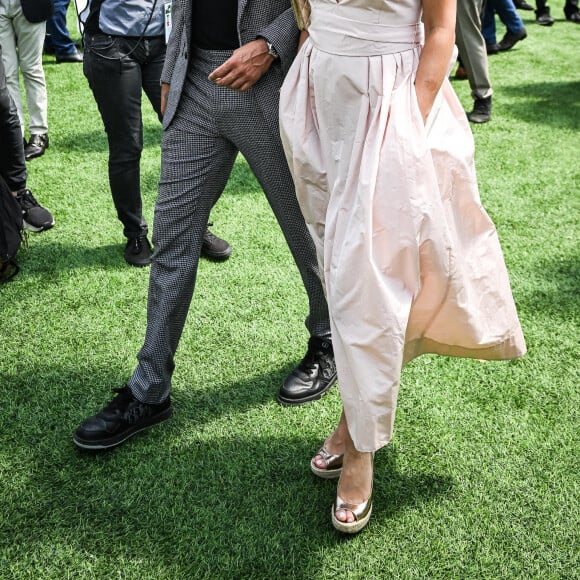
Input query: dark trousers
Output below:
<box><xmin>83</xmin><ymin>34</ymin><xmax>165</xmax><ymax>238</ymax></box>
<box><xmin>0</xmin><ymin>45</ymin><xmax>26</xmax><ymax>192</ymax></box>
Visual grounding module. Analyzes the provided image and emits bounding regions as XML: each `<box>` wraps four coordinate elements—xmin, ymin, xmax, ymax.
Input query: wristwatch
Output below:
<box><xmin>265</xmin><ymin>40</ymin><xmax>279</xmax><ymax>60</ymax></box>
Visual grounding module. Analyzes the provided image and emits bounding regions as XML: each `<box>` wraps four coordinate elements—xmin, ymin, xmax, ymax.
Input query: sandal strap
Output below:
<box><xmin>315</xmin><ymin>445</ymin><xmax>343</xmax><ymax>470</ymax></box>
<box><xmin>334</xmin><ymin>488</ymin><xmax>373</xmax><ymax>521</ymax></box>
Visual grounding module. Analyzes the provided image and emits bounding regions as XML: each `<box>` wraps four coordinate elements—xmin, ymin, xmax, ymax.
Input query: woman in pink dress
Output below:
<box><xmin>280</xmin><ymin>0</ymin><xmax>526</xmax><ymax>534</ymax></box>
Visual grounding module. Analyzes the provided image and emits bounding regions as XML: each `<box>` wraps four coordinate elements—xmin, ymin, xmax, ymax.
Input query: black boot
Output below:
<box><xmin>467</xmin><ymin>96</ymin><xmax>492</xmax><ymax>124</ymax></box>
<box><xmin>277</xmin><ymin>337</ymin><xmax>337</xmax><ymax>405</ymax></box>
<box><xmin>535</xmin><ymin>6</ymin><xmax>555</xmax><ymax>25</ymax></box>
<box><xmin>201</xmin><ymin>226</ymin><xmax>232</xmax><ymax>260</ymax></box>
<box><xmin>564</xmin><ymin>1</ymin><xmax>580</xmax><ymax>21</ymax></box>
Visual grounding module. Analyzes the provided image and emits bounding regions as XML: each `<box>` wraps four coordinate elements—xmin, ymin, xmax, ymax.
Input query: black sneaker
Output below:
<box><xmin>124</xmin><ymin>235</ymin><xmax>152</xmax><ymax>267</ymax></box>
<box><xmin>201</xmin><ymin>225</ymin><xmax>232</xmax><ymax>260</ymax></box>
<box><xmin>15</xmin><ymin>188</ymin><xmax>55</xmax><ymax>232</ymax></box>
<box><xmin>73</xmin><ymin>386</ymin><xmax>172</xmax><ymax>450</ymax></box>
<box><xmin>277</xmin><ymin>337</ymin><xmax>337</xmax><ymax>405</ymax></box>
<box><xmin>467</xmin><ymin>96</ymin><xmax>492</xmax><ymax>124</ymax></box>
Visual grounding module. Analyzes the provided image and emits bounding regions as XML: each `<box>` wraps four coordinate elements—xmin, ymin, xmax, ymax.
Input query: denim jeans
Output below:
<box><xmin>45</xmin><ymin>0</ymin><xmax>77</xmax><ymax>57</ymax></box>
<box><xmin>83</xmin><ymin>34</ymin><xmax>165</xmax><ymax>238</ymax></box>
<box><xmin>483</xmin><ymin>0</ymin><xmax>525</xmax><ymax>45</ymax></box>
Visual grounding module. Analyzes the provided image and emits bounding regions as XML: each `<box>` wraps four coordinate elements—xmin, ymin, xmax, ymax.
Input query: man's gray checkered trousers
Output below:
<box><xmin>73</xmin><ymin>0</ymin><xmax>338</xmax><ymax>450</ymax></box>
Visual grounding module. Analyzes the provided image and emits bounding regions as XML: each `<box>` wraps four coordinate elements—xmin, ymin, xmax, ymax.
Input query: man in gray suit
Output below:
<box><xmin>73</xmin><ymin>0</ymin><xmax>336</xmax><ymax>450</ymax></box>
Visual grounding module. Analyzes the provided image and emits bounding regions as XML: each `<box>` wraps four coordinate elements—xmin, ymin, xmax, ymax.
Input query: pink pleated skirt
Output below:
<box><xmin>280</xmin><ymin>36</ymin><xmax>526</xmax><ymax>452</ymax></box>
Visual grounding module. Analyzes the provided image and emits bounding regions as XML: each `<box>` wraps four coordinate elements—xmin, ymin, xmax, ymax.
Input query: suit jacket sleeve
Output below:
<box><xmin>254</xmin><ymin>8</ymin><xmax>300</xmax><ymax>76</ymax></box>
<box><xmin>160</xmin><ymin>0</ymin><xmax>186</xmax><ymax>85</ymax></box>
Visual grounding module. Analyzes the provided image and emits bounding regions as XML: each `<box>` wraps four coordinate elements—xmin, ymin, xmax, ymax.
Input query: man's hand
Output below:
<box><xmin>208</xmin><ymin>39</ymin><xmax>275</xmax><ymax>92</ymax></box>
<box><xmin>160</xmin><ymin>82</ymin><xmax>170</xmax><ymax>116</ymax></box>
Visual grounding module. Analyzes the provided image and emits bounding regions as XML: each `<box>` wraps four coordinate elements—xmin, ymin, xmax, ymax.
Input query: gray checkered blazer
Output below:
<box><xmin>161</xmin><ymin>0</ymin><xmax>299</xmax><ymax>130</ymax></box>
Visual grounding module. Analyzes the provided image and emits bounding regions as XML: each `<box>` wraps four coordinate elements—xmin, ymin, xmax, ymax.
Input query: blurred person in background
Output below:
<box><xmin>483</xmin><ymin>0</ymin><xmax>527</xmax><ymax>53</ymax></box>
<box><xmin>0</xmin><ymin>43</ymin><xmax>55</xmax><ymax>282</ymax></box>
<box><xmin>455</xmin><ymin>0</ymin><xmax>494</xmax><ymax>122</ymax></box>
<box><xmin>44</xmin><ymin>0</ymin><xmax>83</xmax><ymax>62</ymax></box>
<box><xmin>0</xmin><ymin>0</ymin><xmax>52</xmax><ymax>160</ymax></box>
<box><xmin>81</xmin><ymin>0</ymin><xmax>231</xmax><ymax>267</ymax></box>
<box><xmin>535</xmin><ymin>0</ymin><xmax>580</xmax><ymax>23</ymax></box>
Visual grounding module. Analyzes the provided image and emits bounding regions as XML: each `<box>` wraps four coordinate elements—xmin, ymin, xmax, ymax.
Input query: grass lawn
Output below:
<box><xmin>0</xmin><ymin>3</ymin><xmax>578</xmax><ymax>578</ymax></box>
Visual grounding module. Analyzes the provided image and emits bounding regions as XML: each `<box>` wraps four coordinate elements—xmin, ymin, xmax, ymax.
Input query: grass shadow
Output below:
<box><xmin>0</xmin><ymin>367</ymin><xmax>453</xmax><ymax>577</ymax></box>
<box><xmin>502</xmin><ymin>80</ymin><xmax>580</xmax><ymax>129</ymax></box>
<box><xmin>52</xmin><ymin>126</ymin><xmax>163</xmax><ymax>155</ymax></box>
<box><xmin>519</xmin><ymin>251</ymin><xmax>580</xmax><ymax>320</ymax></box>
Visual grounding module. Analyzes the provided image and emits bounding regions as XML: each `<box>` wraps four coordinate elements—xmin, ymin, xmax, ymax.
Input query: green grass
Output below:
<box><xmin>1</xmin><ymin>4</ymin><xmax>579</xmax><ymax>578</ymax></box>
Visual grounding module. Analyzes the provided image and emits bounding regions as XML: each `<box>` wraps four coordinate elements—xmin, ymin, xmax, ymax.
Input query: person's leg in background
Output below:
<box><xmin>83</xmin><ymin>34</ymin><xmax>151</xmax><ymax>266</ymax></box>
<box><xmin>0</xmin><ymin>1</ymin><xmax>26</xmax><ymax>136</ymax></box>
<box><xmin>6</xmin><ymin>4</ymin><xmax>50</xmax><ymax>160</ymax></box>
<box><xmin>482</xmin><ymin>0</ymin><xmax>500</xmax><ymax>50</ymax></box>
<box><xmin>494</xmin><ymin>0</ymin><xmax>528</xmax><ymax>51</ymax></box>
<box><xmin>0</xmin><ymin>44</ymin><xmax>54</xmax><ymax>235</ymax></box>
<box><xmin>564</xmin><ymin>0</ymin><xmax>580</xmax><ymax>21</ymax></box>
<box><xmin>535</xmin><ymin>0</ymin><xmax>555</xmax><ymax>24</ymax></box>
<box><xmin>45</xmin><ymin>0</ymin><xmax>83</xmax><ymax>63</ymax></box>
<box><xmin>455</xmin><ymin>0</ymin><xmax>494</xmax><ymax>123</ymax></box>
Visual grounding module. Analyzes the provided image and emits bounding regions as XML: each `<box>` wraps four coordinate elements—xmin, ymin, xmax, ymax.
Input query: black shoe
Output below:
<box><xmin>73</xmin><ymin>386</ymin><xmax>172</xmax><ymax>450</ymax></box>
<box><xmin>24</xmin><ymin>133</ymin><xmax>49</xmax><ymax>161</ymax></box>
<box><xmin>497</xmin><ymin>28</ymin><xmax>527</xmax><ymax>51</ymax></box>
<box><xmin>201</xmin><ymin>226</ymin><xmax>232</xmax><ymax>260</ymax></box>
<box><xmin>486</xmin><ymin>43</ymin><xmax>500</xmax><ymax>55</ymax></box>
<box><xmin>277</xmin><ymin>337</ymin><xmax>337</xmax><ymax>405</ymax></box>
<box><xmin>536</xmin><ymin>8</ymin><xmax>555</xmax><ymax>25</ymax></box>
<box><xmin>56</xmin><ymin>49</ymin><xmax>83</xmax><ymax>63</ymax></box>
<box><xmin>514</xmin><ymin>0</ymin><xmax>534</xmax><ymax>9</ymax></box>
<box><xmin>15</xmin><ymin>188</ymin><xmax>55</xmax><ymax>232</ymax></box>
<box><xmin>565</xmin><ymin>9</ymin><xmax>580</xmax><ymax>22</ymax></box>
<box><xmin>124</xmin><ymin>235</ymin><xmax>152</xmax><ymax>267</ymax></box>
<box><xmin>0</xmin><ymin>260</ymin><xmax>19</xmax><ymax>284</ymax></box>
<box><xmin>467</xmin><ymin>96</ymin><xmax>492</xmax><ymax>124</ymax></box>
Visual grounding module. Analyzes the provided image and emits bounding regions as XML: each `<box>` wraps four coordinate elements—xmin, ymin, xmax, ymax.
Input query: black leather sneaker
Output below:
<box><xmin>468</xmin><ymin>96</ymin><xmax>492</xmax><ymax>124</ymax></box>
<box><xmin>124</xmin><ymin>235</ymin><xmax>152</xmax><ymax>267</ymax></box>
<box><xmin>535</xmin><ymin>8</ymin><xmax>555</xmax><ymax>25</ymax></box>
<box><xmin>201</xmin><ymin>226</ymin><xmax>232</xmax><ymax>260</ymax></box>
<box><xmin>497</xmin><ymin>28</ymin><xmax>527</xmax><ymax>51</ymax></box>
<box><xmin>24</xmin><ymin>133</ymin><xmax>49</xmax><ymax>160</ymax></box>
<box><xmin>73</xmin><ymin>386</ymin><xmax>172</xmax><ymax>450</ymax></box>
<box><xmin>277</xmin><ymin>337</ymin><xmax>337</xmax><ymax>405</ymax></box>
